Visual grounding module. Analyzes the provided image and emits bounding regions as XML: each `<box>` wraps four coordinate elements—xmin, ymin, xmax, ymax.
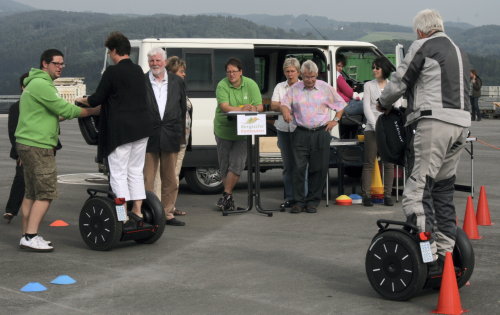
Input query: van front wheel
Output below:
<box><xmin>184</xmin><ymin>168</ymin><xmax>224</xmax><ymax>194</ymax></box>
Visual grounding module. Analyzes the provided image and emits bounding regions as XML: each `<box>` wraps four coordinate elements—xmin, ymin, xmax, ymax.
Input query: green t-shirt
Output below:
<box><xmin>214</xmin><ymin>76</ymin><xmax>262</xmax><ymax>140</ymax></box>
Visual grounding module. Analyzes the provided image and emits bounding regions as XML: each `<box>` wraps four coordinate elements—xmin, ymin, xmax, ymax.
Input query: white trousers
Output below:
<box><xmin>108</xmin><ymin>137</ymin><xmax>148</xmax><ymax>201</ymax></box>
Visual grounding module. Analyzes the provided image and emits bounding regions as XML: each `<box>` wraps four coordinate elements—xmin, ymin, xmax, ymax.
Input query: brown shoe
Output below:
<box><xmin>290</xmin><ymin>205</ymin><xmax>303</xmax><ymax>214</ymax></box>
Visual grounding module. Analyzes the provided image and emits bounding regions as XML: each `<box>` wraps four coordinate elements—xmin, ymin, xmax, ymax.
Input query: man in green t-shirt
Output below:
<box><xmin>214</xmin><ymin>58</ymin><xmax>262</xmax><ymax>211</ymax></box>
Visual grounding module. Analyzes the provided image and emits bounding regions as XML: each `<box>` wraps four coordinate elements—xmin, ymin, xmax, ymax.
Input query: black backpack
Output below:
<box><xmin>375</xmin><ymin>108</ymin><xmax>406</xmax><ymax>166</ymax></box>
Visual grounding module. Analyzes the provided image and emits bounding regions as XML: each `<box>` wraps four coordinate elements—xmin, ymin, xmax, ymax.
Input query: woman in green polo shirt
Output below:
<box><xmin>214</xmin><ymin>57</ymin><xmax>263</xmax><ymax>211</ymax></box>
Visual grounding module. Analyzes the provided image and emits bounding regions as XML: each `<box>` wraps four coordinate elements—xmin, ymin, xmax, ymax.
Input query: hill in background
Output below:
<box><xmin>0</xmin><ymin>9</ymin><xmax>499</xmax><ymax>94</ymax></box>
<box><xmin>0</xmin><ymin>0</ymin><xmax>33</xmax><ymax>15</ymax></box>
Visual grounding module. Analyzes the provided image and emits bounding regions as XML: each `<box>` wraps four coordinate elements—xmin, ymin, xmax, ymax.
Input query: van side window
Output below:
<box><xmin>255</xmin><ymin>56</ymin><xmax>268</xmax><ymax>94</ymax></box>
<box><xmin>185</xmin><ymin>52</ymin><xmax>213</xmax><ymax>91</ymax></box>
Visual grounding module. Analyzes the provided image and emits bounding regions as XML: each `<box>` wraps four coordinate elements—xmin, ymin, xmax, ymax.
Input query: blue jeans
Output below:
<box><xmin>344</xmin><ymin>99</ymin><xmax>364</xmax><ymax>116</ymax></box>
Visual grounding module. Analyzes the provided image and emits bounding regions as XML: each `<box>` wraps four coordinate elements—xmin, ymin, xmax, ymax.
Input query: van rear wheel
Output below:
<box><xmin>184</xmin><ymin>167</ymin><xmax>223</xmax><ymax>194</ymax></box>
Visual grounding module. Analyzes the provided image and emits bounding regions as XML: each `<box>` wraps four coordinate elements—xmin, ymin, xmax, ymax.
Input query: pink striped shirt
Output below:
<box><xmin>281</xmin><ymin>80</ymin><xmax>346</xmax><ymax>129</ymax></box>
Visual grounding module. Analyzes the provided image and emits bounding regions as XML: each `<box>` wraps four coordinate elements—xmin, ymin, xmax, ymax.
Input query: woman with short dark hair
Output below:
<box><xmin>360</xmin><ymin>57</ymin><xmax>401</xmax><ymax>207</ymax></box>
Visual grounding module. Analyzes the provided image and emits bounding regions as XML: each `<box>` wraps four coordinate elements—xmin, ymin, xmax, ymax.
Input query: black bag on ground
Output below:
<box><xmin>376</xmin><ymin>108</ymin><xmax>406</xmax><ymax>166</ymax></box>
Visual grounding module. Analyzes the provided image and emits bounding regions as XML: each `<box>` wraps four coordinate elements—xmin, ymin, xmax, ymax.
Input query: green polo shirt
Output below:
<box><xmin>214</xmin><ymin>76</ymin><xmax>262</xmax><ymax>140</ymax></box>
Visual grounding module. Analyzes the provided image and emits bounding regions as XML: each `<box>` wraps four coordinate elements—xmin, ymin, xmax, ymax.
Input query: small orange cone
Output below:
<box><xmin>462</xmin><ymin>196</ymin><xmax>481</xmax><ymax>240</ymax></box>
<box><xmin>50</xmin><ymin>220</ymin><xmax>69</xmax><ymax>227</ymax></box>
<box><xmin>476</xmin><ymin>186</ymin><xmax>493</xmax><ymax>226</ymax></box>
<box><xmin>432</xmin><ymin>252</ymin><xmax>467</xmax><ymax>314</ymax></box>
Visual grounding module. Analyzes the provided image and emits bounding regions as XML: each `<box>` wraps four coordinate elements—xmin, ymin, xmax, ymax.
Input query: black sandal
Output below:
<box><xmin>3</xmin><ymin>213</ymin><xmax>14</xmax><ymax>224</ymax></box>
<box><xmin>127</xmin><ymin>211</ymin><xmax>144</xmax><ymax>227</ymax></box>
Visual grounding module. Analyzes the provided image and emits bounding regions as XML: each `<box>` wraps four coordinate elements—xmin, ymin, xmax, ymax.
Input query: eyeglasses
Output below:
<box><xmin>372</xmin><ymin>66</ymin><xmax>381</xmax><ymax>70</ymax></box>
<box><xmin>50</xmin><ymin>62</ymin><xmax>66</xmax><ymax>68</ymax></box>
<box><xmin>226</xmin><ymin>70</ymin><xmax>241</xmax><ymax>75</ymax></box>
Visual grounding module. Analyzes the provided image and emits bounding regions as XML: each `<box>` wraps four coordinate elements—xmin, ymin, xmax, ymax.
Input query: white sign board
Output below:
<box><xmin>237</xmin><ymin>114</ymin><xmax>267</xmax><ymax>136</ymax></box>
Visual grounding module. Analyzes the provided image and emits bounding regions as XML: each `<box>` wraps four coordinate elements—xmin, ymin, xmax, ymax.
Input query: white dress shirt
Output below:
<box><xmin>149</xmin><ymin>71</ymin><xmax>168</xmax><ymax>120</ymax></box>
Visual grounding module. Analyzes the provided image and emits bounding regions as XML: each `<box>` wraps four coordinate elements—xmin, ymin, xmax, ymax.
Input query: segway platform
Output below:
<box><xmin>365</xmin><ymin>219</ymin><xmax>474</xmax><ymax>301</ymax></box>
<box><xmin>79</xmin><ymin>189</ymin><xmax>166</xmax><ymax>251</ymax></box>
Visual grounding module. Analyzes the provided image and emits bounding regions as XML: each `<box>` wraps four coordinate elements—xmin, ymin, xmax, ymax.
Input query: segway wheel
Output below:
<box><xmin>454</xmin><ymin>227</ymin><xmax>475</xmax><ymax>288</ymax></box>
<box><xmin>366</xmin><ymin>230</ymin><xmax>428</xmax><ymax>301</ymax></box>
<box><xmin>134</xmin><ymin>191</ymin><xmax>166</xmax><ymax>244</ymax></box>
<box><xmin>79</xmin><ymin>196</ymin><xmax>122</xmax><ymax>251</ymax></box>
<box><xmin>428</xmin><ymin>227</ymin><xmax>475</xmax><ymax>289</ymax></box>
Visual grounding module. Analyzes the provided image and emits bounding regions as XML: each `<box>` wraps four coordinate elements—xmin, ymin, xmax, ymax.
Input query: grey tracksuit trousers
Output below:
<box><xmin>404</xmin><ymin>119</ymin><xmax>468</xmax><ymax>259</ymax></box>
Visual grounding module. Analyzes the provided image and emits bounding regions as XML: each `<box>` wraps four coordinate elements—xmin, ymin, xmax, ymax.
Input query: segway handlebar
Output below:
<box><xmin>376</xmin><ymin>219</ymin><xmax>419</xmax><ymax>234</ymax></box>
<box><xmin>87</xmin><ymin>188</ymin><xmax>116</xmax><ymax>199</ymax></box>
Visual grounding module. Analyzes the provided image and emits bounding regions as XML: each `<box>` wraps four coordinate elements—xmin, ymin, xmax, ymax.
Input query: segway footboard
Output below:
<box><xmin>126</xmin><ymin>191</ymin><xmax>166</xmax><ymax>244</ymax></box>
<box><xmin>79</xmin><ymin>189</ymin><xmax>165</xmax><ymax>250</ymax></box>
<box><xmin>424</xmin><ymin>227</ymin><xmax>475</xmax><ymax>290</ymax></box>
<box><xmin>366</xmin><ymin>220</ymin><xmax>475</xmax><ymax>301</ymax></box>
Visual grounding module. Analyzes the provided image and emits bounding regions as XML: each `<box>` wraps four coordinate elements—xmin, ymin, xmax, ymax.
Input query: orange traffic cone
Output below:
<box><xmin>476</xmin><ymin>186</ymin><xmax>493</xmax><ymax>226</ymax></box>
<box><xmin>432</xmin><ymin>252</ymin><xmax>467</xmax><ymax>314</ymax></box>
<box><xmin>462</xmin><ymin>196</ymin><xmax>481</xmax><ymax>240</ymax></box>
<box><xmin>49</xmin><ymin>220</ymin><xmax>69</xmax><ymax>227</ymax></box>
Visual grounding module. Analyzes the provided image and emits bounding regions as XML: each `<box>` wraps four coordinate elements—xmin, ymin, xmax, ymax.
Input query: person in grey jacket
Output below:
<box><xmin>377</xmin><ymin>9</ymin><xmax>471</xmax><ymax>273</ymax></box>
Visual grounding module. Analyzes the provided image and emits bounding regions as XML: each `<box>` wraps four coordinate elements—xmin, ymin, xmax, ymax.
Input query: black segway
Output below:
<box><xmin>79</xmin><ymin>189</ymin><xmax>166</xmax><ymax>251</ymax></box>
<box><xmin>76</xmin><ymin>102</ymin><xmax>166</xmax><ymax>251</ymax></box>
<box><xmin>365</xmin><ymin>219</ymin><xmax>474</xmax><ymax>301</ymax></box>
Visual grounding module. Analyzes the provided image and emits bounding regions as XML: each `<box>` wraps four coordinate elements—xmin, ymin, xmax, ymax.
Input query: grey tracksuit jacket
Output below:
<box><xmin>379</xmin><ymin>31</ymin><xmax>471</xmax><ymax>128</ymax></box>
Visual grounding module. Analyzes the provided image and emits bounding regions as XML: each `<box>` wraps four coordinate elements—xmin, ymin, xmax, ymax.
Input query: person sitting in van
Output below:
<box><xmin>214</xmin><ymin>58</ymin><xmax>263</xmax><ymax>211</ymax></box>
<box><xmin>336</xmin><ymin>53</ymin><xmax>364</xmax><ymax>117</ymax></box>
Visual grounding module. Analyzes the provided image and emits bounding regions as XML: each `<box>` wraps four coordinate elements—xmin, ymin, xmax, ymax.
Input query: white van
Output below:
<box><xmin>105</xmin><ymin>38</ymin><xmax>394</xmax><ymax>193</ymax></box>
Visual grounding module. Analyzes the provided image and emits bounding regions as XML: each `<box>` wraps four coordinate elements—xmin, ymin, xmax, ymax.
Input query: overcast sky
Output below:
<box><xmin>15</xmin><ymin>0</ymin><xmax>498</xmax><ymax>26</ymax></box>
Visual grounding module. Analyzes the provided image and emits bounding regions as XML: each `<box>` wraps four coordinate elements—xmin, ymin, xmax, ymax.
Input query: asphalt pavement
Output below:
<box><xmin>0</xmin><ymin>117</ymin><xmax>498</xmax><ymax>315</ymax></box>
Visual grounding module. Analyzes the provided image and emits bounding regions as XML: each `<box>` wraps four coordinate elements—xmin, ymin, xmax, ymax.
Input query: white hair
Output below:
<box><xmin>413</xmin><ymin>9</ymin><xmax>444</xmax><ymax>35</ymax></box>
<box><xmin>283</xmin><ymin>57</ymin><xmax>300</xmax><ymax>72</ymax></box>
<box><xmin>301</xmin><ymin>60</ymin><xmax>318</xmax><ymax>74</ymax></box>
<box><xmin>147</xmin><ymin>47</ymin><xmax>167</xmax><ymax>60</ymax></box>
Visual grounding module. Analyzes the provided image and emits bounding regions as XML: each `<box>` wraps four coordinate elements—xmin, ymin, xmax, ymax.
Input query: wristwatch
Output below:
<box><xmin>333</xmin><ymin>116</ymin><xmax>340</xmax><ymax>122</ymax></box>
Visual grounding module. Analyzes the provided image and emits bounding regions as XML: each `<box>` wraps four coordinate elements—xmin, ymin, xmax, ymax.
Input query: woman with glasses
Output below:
<box><xmin>361</xmin><ymin>57</ymin><xmax>401</xmax><ymax>207</ymax></box>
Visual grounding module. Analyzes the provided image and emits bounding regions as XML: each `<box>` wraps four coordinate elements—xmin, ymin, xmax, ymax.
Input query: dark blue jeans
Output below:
<box><xmin>470</xmin><ymin>96</ymin><xmax>481</xmax><ymax>121</ymax></box>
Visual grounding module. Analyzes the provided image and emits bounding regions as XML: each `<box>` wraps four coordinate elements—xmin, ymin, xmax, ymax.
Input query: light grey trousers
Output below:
<box><xmin>403</xmin><ymin>119</ymin><xmax>468</xmax><ymax>259</ymax></box>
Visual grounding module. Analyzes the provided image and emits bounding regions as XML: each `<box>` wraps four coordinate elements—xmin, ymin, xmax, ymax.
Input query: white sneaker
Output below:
<box><xmin>38</xmin><ymin>236</ymin><xmax>53</xmax><ymax>246</ymax></box>
<box><xmin>19</xmin><ymin>235</ymin><xmax>52</xmax><ymax>246</ymax></box>
<box><xmin>19</xmin><ymin>236</ymin><xmax>54</xmax><ymax>252</ymax></box>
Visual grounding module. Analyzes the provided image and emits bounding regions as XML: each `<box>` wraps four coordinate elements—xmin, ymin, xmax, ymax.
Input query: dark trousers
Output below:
<box><xmin>291</xmin><ymin>127</ymin><xmax>331</xmax><ymax>207</ymax></box>
<box><xmin>470</xmin><ymin>96</ymin><xmax>481</xmax><ymax>121</ymax></box>
<box><xmin>5</xmin><ymin>162</ymin><xmax>24</xmax><ymax>216</ymax></box>
<box><xmin>277</xmin><ymin>130</ymin><xmax>298</xmax><ymax>202</ymax></box>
